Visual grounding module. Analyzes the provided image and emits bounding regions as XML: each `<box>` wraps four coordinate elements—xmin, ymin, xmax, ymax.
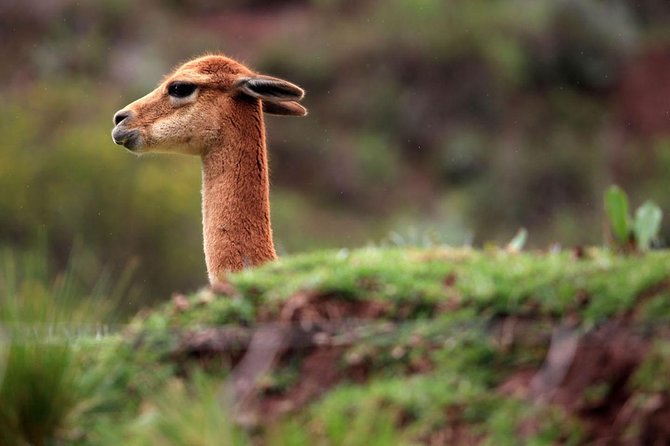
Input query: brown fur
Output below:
<box><xmin>111</xmin><ymin>54</ymin><xmax>307</xmax><ymax>284</ymax></box>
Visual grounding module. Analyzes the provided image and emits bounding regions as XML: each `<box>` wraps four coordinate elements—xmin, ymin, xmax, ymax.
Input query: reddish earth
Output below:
<box><xmin>499</xmin><ymin>320</ymin><xmax>670</xmax><ymax>446</ymax></box>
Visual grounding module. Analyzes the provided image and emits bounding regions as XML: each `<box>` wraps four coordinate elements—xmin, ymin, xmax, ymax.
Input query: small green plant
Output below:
<box><xmin>604</xmin><ymin>185</ymin><xmax>662</xmax><ymax>252</ymax></box>
<box><xmin>505</xmin><ymin>228</ymin><xmax>528</xmax><ymax>253</ymax></box>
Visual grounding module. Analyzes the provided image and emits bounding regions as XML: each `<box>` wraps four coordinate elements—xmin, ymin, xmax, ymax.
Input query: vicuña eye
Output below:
<box><xmin>168</xmin><ymin>82</ymin><xmax>197</xmax><ymax>98</ymax></box>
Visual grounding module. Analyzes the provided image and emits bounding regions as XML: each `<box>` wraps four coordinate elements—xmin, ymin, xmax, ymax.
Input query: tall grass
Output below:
<box><xmin>122</xmin><ymin>373</ymin><xmax>246</xmax><ymax>446</ymax></box>
<box><xmin>0</xmin><ymin>245</ymin><xmax>130</xmax><ymax>445</ymax></box>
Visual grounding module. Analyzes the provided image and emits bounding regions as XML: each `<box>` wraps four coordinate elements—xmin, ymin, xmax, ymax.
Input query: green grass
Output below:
<box><xmin>0</xmin><ymin>247</ymin><xmax>111</xmax><ymax>445</ymax></box>
<box><xmin>5</xmin><ymin>245</ymin><xmax>670</xmax><ymax>444</ymax></box>
<box><xmin>115</xmin><ymin>246</ymin><xmax>670</xmax><ymax>444</ymax></box>
<box><xmin>145</xmin><ymin>247</ymin><xmax>670</xmax><ymax>328</ymax></box>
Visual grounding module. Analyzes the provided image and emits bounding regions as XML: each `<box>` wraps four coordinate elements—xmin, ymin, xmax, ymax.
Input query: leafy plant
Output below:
<box><xmin>605</xmin><ymin>186</ymin><xmax>631</xmax><ymax>245</ymax></box>
<box><xmin>634</xmin><ymin>202</ymin><xmax>663</xmax><ymax>251</ymax></box>
<box><xmin>506</xmin><ymin>228</ymin><xmax>528</xmax><ymax>253</ymax></box>
<box><xmin>604</xmin><ymin>185</ymin><xmax>663</xmax><ymax>251</ymax></box>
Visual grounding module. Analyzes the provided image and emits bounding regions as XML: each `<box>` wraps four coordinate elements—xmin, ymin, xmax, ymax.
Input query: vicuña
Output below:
<box><xmin>111</xmin><ymin>54</ymin><xmax>307</xmax><ymax>284</ymax></box>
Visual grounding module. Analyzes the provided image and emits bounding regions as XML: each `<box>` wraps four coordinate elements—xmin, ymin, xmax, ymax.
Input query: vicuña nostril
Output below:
<box><xmin>113</xmin><ymin>110</ymin><xmax>130</xmax><ymax>126</ymax></box>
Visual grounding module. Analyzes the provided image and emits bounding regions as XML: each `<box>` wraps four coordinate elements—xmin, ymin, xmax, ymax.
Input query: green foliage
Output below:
<box><xmin>0</xmin><ymin>244</ymin><xmax>131</xmax><ymax>327</ymax></box>
<box><xmin>120</xmin><ymin>245</ymin><xmax>670</xmax><ymax>443</ymax></box>
<box><xmin>506</xmin><ymin>228</ymin><xmax>528</xmax><ymax>252</ymax></box>
<box><xmin>635</xmin><ymin>291</ymin><xmax>670</xmax><ymax>326</ymax></box>
<box><xmin>309</xmin><ymin>395</ymin><xmax>409</xmax><ymax>446</ymax></box>
<box><xmin>122</xmin><ymin>374</ymin><xmax>246</xmax><ymax>446</ymax></box>
<box><xmin>634</xmin><ymin>201</ymin><xmax>663</xmax><ymax>251</ymax></box>
<box><xmin>605</xmin><ymin>185</ymin><xmax>631</xmax><ymax>244</ymax></box>
<box><xmin>4</xmin><ymin>3</ymin><xmax>670</xmax><ymax>442</ymax></box>
<box><xmin>143</xmin><ymin>247</ymin><xmax>670</xmax><ymax>332</ymax></box>
<box><xmin>604</xmin><ymin>185</ymin><xmax>663</xmax><ymax>252</ymax></box>
<box><xmin>2</xmin><ymin>246</ymin><xmax>670</xmax><ymax>443</ymax></box>
<box><xmin>0</xmin><ymin>246</ymin><xmax>120</xmax><ymax>445</ymax></box>
<box><xmin>0</xmin><ymin>342</ymin><xmax>76</xmax><ymax>446</ymax></box>
<box><xmin>631</xmin><ymin>341</ymin><xmax>670</xmax><ymax>395</ymax></box>
<box><xmin>482</xmin><ymin>399</ymin><xmax>584</xmax><ymax>446</ymax></box>
<box><xmin>73</xmin><ymin>337</ymin><xmax>177</xmax><ymax>445</ymax></box>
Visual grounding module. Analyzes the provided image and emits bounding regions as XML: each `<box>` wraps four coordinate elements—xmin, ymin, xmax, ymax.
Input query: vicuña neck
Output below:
<box><xmin>200</xmin><ymin>102</ymin><xmax>276</xmax><ymax>284</ymax></box>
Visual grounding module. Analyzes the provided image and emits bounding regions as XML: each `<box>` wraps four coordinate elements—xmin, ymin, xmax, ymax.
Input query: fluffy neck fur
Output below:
<box><xmin>200</xmin><ymin>99</ymin><xmax>276</xmax><ymax>283</ymax></box>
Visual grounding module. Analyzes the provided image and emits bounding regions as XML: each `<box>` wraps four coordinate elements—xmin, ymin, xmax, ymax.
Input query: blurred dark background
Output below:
<box><xmin>2</xmin><ymin>0</ymin><xmax>670</xmax><ymax>307</ymax></box>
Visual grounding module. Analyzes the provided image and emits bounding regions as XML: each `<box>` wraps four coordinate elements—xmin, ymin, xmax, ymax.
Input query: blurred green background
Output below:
<box><xmin>3</xmin><ymin>0</ymin><xmax>670</xmax><ymax>306</ymax></box>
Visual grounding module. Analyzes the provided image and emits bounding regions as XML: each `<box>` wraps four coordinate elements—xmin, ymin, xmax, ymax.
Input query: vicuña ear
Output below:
<box><xmin>236</xmin><ymin>75</ymin><xmax>305</xmax><ymax>103</ymax></box>
<box><xmin>262</xmin><ymin>100</ymin><xmax>308</xmax><ymax>117</ymax></box>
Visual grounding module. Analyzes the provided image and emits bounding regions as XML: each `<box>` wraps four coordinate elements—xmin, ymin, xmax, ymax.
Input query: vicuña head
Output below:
<box><xmin>111</xmin><ymin>54</ymin><xmax>307</xmax><ymax>285</ymax></box>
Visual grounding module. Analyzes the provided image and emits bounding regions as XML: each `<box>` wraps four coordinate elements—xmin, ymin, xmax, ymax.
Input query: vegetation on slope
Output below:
<box><xmin>1</xmin><ymin>246</ymin><xmax>662</xmax><ymax>444</ymax></box>
<box><xmin>135</xmin><ymin>247</ymin><xmax>670</xmax><ymax>444</ymax></box>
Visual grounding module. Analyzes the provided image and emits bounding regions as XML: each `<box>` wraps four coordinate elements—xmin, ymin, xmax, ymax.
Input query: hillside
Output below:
<box><xmin>64</xmin><ymin>246</ymin><xmax>670</xmax><ymax>445</ymax></box>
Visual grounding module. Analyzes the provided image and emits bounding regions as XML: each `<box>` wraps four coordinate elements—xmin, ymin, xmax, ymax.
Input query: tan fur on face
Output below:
<box><xmin>116</xmin><ymin>56</ymin><xmax>254</xmax><ymax>155</ymax></box>
<box><xmin>112</xmin><ymin>54</ymin><xmax>307</xmax><ymax>284</ymax></box>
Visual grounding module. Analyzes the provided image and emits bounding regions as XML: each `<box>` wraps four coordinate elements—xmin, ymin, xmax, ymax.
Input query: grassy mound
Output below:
<box><xmin>5</xmin><ymin>246</ymin><xmax>670</xmax><ymax>444</ymax></box>
<box><xmin>97</xmin><ymin>247</ymin><xmax>670</xmax><ymax>445</ymax></box>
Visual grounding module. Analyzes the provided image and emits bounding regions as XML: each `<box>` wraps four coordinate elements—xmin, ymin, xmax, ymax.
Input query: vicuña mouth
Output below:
<box><xmin>111</xmin><ymin>127</ymin><xmax>141</xmax><ymax>151</ymax></box>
